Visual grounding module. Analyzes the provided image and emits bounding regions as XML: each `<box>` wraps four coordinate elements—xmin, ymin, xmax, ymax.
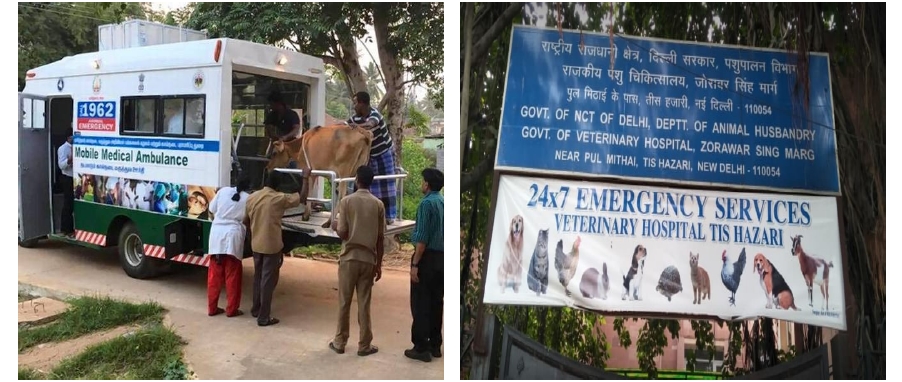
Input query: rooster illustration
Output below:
<box><xmin>721</xmin><ymin>248</ymin><xmax>747</xmax><ymax>306</ymax></box>
<box><xmin>555</xmin><ymin>236</ymin><xmax>581</xmax><ymax>297</ymax></box>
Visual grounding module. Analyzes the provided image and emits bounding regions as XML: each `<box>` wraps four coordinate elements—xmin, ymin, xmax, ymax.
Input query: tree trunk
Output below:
<box><xmin>373</xmin><ymin>4</ymin><xmax>405</xmax><ymax>163</ymax></box>
<box><xmin>336</xmin><ymin>33</ymin><xmax>368</xmax><ymax>96</ymax></box>
<box><xmin>461</xmin><ymin>3</ymin><xmax>475</xmax><ymax>168</ymax></box>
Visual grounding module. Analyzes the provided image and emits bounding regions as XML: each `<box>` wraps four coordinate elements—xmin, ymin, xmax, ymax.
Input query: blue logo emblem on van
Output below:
<box><xmin>138</xmin><ymin>73</ymin><xmax>145</xmax><ymax>93</ymax></box>
<box><xmin>57</xmin><ymin>78</ymin><xmax>64</xmax><ymax>91</ymax></box>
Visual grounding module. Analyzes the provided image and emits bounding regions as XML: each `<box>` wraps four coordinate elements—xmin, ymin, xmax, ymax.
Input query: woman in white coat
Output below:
<box><xmin>207</xmin><ymin>177</ymin><xmax>251</xmax><ymax>317</ymax></box>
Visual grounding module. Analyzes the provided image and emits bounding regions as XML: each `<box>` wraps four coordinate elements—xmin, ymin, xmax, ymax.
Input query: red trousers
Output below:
<box><xmin>208</xmin><ymin>255</ymin><xmax>243</xmax><ymax>316</ymax></box>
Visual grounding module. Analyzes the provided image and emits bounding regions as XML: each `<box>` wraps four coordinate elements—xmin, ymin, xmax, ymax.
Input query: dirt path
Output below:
<box><xmin>19</xmin><ymin>241</ymin><xmax>443</xmax><ymax>380</ymax></box>
<box><xmin>19</xmin><ymin>324</ymin><xmax>142</xmax><ymax>373</ymax></box>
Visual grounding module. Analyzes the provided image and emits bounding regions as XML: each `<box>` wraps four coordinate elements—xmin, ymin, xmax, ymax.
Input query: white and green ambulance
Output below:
<box><xmin>19</xmin><ymin>23</ymin><xmax>414</xmax><ymax>279</ymax></box>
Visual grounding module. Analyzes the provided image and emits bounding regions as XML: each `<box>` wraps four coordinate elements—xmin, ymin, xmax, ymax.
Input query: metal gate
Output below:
<box><xmin>495</xmin><ymin>324</ymin><xmax>830</xmax><ymax>380</ymax></box>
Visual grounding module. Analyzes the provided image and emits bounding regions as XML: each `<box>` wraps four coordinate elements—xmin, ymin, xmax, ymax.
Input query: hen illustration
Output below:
<box><xmin>555</xmin><ymin>236</ymin><xmax>581</xmax><ymax>297</ymax></box>
<box><xmin>721</xmin><ymin>247</ymin><xmax>747</xmax><ymax>306</ymax></box>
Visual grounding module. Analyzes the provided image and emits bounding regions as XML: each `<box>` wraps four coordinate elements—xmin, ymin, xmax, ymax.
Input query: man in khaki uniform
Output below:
<box><xmin>329</xmin><ymin>166</ymin><xmax>385</xmax><ymax>356</ymax></box>
<box><xmin>245</xmin><ymin>170</ymin><xmax>309</xmax><ymax>326</ymax></box>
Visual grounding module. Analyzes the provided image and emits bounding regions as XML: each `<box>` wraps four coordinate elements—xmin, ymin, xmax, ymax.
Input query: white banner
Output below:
<box><xmin>484</xmin><ymin>175</ymin><xmax>846</xmax><ymax>330</ymax></box>
<box><xmin>73</xmin><ymin>136</ymin><xmax>221</xmax><ymax>187</ymax></box>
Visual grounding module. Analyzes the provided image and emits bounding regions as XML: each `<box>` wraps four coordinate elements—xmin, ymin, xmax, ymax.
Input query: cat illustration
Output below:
<box><xmin>579</xmin><ymin>263</ymin><xmax>609</xmax><ymax>300</ymax></box>
<box><xmin>690</xmin><ymin>252</ymin><xmax>711</xmax><ymax>304</ymax></box>
<box><xmin>526</xmin><ymin>229</ymin><xmax>550</xmax><ymax>296</ymax></box>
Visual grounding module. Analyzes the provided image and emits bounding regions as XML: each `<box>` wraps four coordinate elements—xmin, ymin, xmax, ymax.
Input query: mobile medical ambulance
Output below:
<box><xmin>19</xmin><ymin>21</ymin><xmax>414</xmax><ymax>279</ymax></box>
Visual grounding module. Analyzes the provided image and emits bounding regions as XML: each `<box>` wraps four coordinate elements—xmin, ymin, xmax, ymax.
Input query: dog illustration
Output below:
<box><xmin>497</xmin><ymin>215</ymin><xmax>525</xmax><ymax>293</ymax></box>
<box><xmin>622</xmin><ymin>244</ymin><xmax>647</xmax><ymax>301</ymax></box>
<box><xmin>753</xmin><ymin>253</ymin><xmax>799</xmax><ymax>310</ymax></box>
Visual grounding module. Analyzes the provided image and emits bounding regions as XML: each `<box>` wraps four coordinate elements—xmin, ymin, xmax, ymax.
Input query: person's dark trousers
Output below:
<box><xmin>251</xmin><ymin>253</ymin><xmax>283</xmax><ymax>324</ymax></box>
<box><xmin>60</xmin><ymin>175</ymin><xmax>74</xmax><ymax>234</ymax></box>
<box><xmin>411</xmin><ymin>249</ymin><xmax>444</xmax><ymax>353</ymax></box>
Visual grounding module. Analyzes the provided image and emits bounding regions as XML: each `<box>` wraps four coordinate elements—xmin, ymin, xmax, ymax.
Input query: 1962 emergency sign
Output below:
<box><xmin>76</xmin><ymin>101</ymin><xmax>117</xmax><ymax>132</ymax></box>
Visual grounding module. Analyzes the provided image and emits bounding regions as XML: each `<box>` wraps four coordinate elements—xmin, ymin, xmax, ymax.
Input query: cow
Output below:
<box><xmin>266</xmin><ymin>124</ymin><xmax>373</xmax><ymax>227</ymax></box>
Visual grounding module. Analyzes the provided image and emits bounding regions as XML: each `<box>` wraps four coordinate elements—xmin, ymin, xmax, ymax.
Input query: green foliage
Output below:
<box><xmin>427</xmin><ymin>87</ymin><xmax>444</xmax><ymax>111</ymax></box>
<box><xmin>163</xmin><ymin>359</ymin><xmax>190</xmax><ymax>380</ymax></box>
<box><xmin>777</xmin><ymin>345</ymin><xmax>797</xmax><ymax>363</ymax></box>
<box><xmin>186</xmin><ymin>3</ymin><xmax>444</xmax><ymax>94</ymax></box>
<box><xmin>144</xmin><ymin>3</ymin><xmax>193</xmax><ymax>26</ymax></box>
<box><xmin>291</xmin><ymin>244</ymin><xmax>342</xmax><ymax>257</ymax></box>
<box><xmin>405</xmin><ymin>105</ymin><xmax>432</xmax><ymax>136</ymax></box>
<box><xmin>685</xmin><ymin>320</ymin><xmax>718</xmax><ymax>372</ymax></box>
<box><xmin>493</xmin><ymin>306</ymin><xmax>611</xmax><ymax>368</ymax></box>
<box><xmin>400</xmin><ymin>139</ymin><xmax>433</xmax><ymax>220</ymax></box>
<box><xmin>612</xmin><ymin>317</ymin><xmax>681</xmax><ymax>378</ymax></box>
<box><xmin>49</xmin><ymin>323</ymin><xmax>187</xmax><ymax>380</ymax></box>
<box><xmin>325</xmin><ymin>67</ymin><xmax>353</xmax><ymax>119</ymax></box>
<box><xmin>722</xmin><ymin>321</ymin><xmax>745</xmax><ymax>377</ymax></box>
<box><xmin>18</xmin><ymin>368</ymin><xmax>41</xmax><ymax>380</ymax></box>
<box><xmin>18</xmin><ymin>2</ymin><xmax>146</xmax><ymax>90</ymax></box>
<box><xmin>19</xmin><ymin>296</ymin><xmax>164</xmax><ymax>352</ymax></box>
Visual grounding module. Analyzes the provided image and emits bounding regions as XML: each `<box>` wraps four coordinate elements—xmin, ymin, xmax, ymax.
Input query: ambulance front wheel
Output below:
<box><xmin>117</xmin><ymin>223</ymin><xmax>165</xmax><ymax>279</ymax></box>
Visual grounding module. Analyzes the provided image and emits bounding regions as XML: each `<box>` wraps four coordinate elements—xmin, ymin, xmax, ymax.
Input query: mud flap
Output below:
<box><xmin>164</xmin><ymin>219</ymin><xmax>204</xmax><ymax>259</ymax></box>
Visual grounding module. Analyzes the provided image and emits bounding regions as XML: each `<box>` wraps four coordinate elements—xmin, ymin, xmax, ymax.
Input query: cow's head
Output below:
<box><xmin>266</xmin><ymin>140</ymin><xmax>291</xmax><ymax>173</ymax></box>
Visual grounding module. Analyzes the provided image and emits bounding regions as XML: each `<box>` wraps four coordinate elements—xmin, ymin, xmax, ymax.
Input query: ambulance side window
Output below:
<box><xmin>119</xmin><ymin>95</ymin><xmax>205</xmax><ymax>138</ymax></box>
<box><xmin>120</xmin><ymin>97</ymin><xmax>157</xmax><ymax>135</ymax></box>
<box><xmin>162</xmin><ymin>96</ymin><xmax>205</xmax><ymax>138</ymax></box>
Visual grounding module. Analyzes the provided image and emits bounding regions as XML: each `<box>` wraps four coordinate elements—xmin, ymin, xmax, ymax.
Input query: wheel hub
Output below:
<box><xmin>124</xmin><ymin>233</ymin><xmax>145</xmax><ymax>267</ymax></box>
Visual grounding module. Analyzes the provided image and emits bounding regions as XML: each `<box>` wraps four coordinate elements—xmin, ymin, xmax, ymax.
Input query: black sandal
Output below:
<box><xmin>227</xmin><ymin>309</ymin><xmax>244</xmax><ymax>317</ymax></box>
<box><xmin>358</xmin><ymin>345</ymin><xmax>379</xmax><ymax>357</ymax></box>
<box><xmin>257</xmin><ymin>317</ymin><xmax>280</xmax><ymax>326</ymax></box>
<box><xmin>329</xmin><ymin>342</ymin><xmax>345</xmax><ymax>354</ymax></box>
<box><xmin>208</xmin><ymin>307</ymin><xmax>225</xmax><ymax>317</ymax></box>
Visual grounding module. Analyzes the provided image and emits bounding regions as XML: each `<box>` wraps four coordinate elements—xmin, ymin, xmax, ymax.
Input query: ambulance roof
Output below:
<box><xmin>25</xmin><ymin>38</ymin><xmax>324</xmax><ymax>80</ymax></box>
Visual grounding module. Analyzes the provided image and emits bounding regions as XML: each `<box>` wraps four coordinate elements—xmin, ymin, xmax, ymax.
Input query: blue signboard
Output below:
<box><xmin>76</xmin><ymin>101</ymin><xmax>118</xmax><ymax>132</ymax></box>
<box><xmin>77</xmin><ymin>101</ymin><xmax>117</xmax><ymax>119</ymax></box>
<box><xmin>496</xmin><ymin>25</ymin><xmax>840</xmax><ymax>195</ymax></box>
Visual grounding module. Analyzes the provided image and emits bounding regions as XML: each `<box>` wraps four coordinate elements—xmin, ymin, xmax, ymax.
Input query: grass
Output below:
<box><xmin>19</xmin><ymin>324</ymin><xmax>189</xmax><ymax>379</ymax></box>
<box><xmin>19</xmin><ymin>296</ymin><xmax>164</xmax><ymax>352</ymax></box>
<box><xmin>18</xmin><ymin>368</ymin><xmax>41</xmax><ymax>380</ymax></box>
<box><xmin>48</xmin><ymin>323</ymin><xmax>188</xmax><ymax>380</ymax></box>
<box><xmin>291</xmin><ymin>244</ymin><xmax>342</xmax><ymax>258</ymax></box>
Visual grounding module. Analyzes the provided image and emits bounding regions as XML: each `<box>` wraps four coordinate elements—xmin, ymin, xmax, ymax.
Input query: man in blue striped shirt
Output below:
<box><xmin>348</xmin><ymin>92</ymin><xmax>397</xmax><ymax>225</ymax></box>
<box><xmin>404</xmin><ymin>168</ymin><xmax>444</xmax><ymax>362</ymax></box>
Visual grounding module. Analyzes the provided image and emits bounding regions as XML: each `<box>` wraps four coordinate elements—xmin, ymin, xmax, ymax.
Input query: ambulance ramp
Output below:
<box><xmin>275</xmin><ymin>168</ymin><xmax>416</xmax><ymax>239</ymax></box>
<box><xmin>282</xmin><ymin>212</ymin><xmax>416</xmax><ymax>239</ymax></box>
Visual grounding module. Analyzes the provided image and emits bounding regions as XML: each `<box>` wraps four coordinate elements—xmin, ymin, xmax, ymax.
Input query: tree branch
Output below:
<box><xmin>316</xmin><ymin>54</ymin><xmax>342</xmax><ymax>69</ymax></box>
<box><xmin>357</xmin><ymin>35</ymin><xmax>386</xmax><ymax>87</ymax></box>
<box><xmin>470</xmin><ymin>3</ymin><xmax>523</xmax><ymax>59</ymax></box>
<box><xmin>461</xmin><ymin>155</ymin><xmax>495</xmax><ymax>192</ymax></box>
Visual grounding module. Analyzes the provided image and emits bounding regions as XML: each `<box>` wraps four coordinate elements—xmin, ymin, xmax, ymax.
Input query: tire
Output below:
<box><xmin>117</xmin><ymin>222</ymin><xmax>164</xmax><ymax>279</ymax></box>
<box><xmin>18</xmin><ymin>237</ymin><xmax>39</xmax><ymax>248</ymax></box>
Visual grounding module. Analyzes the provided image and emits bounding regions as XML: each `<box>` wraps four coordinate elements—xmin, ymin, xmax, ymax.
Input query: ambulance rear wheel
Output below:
<box><xmin>18</xmin><ymin>237</ymin><xmax>38</xmax><ymax>248</ymax></box>
<box><xmin>117</xmin><ymin>223</ymin><xmax>163</xmax><ymax>279</ymax></box>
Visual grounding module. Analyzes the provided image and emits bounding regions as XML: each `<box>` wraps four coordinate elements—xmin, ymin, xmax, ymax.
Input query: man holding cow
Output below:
<box><xmin>347</xmin><ymin>91</ymin><xmax>398</xmax><ymax>226</ymax></box>
<box><xmin>264</xmin><ymin>91</ymin><xmax>302</xmax><ymax>142</ymax></box>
